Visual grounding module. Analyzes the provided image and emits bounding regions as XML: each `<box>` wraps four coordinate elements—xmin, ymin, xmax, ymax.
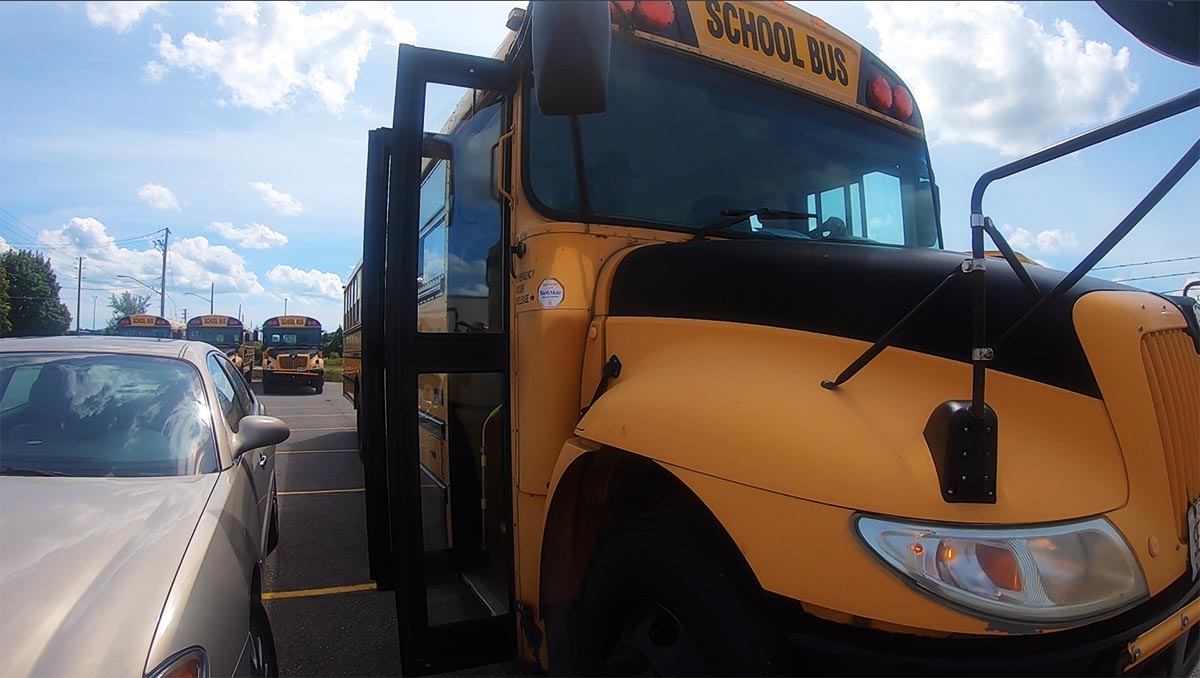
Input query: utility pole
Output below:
<box><xmin>75</xmin><ymin>256</ymin><xmax>84</xmax><ymax>333</ymax></box>
<box><xmin>91</xmin><ymin>295</ymin><xmax>98</xmax><ymax>330</ymax></box>
<box><xmin>210</xmin><ymin>282</ymin><xmax>215</xmax><ymax>313</ymax></box>
<box><xmin>154</xmin><ymin>228</ymin><xmax>170</xmax><ymax>318</ymax></box>
<box><xmin>181</xmin><ymin>307</ymin><xmax>188</xmax><ymax>323</ymax></box>
<box><xmin>284</xmin><ymin>297</ymin><xmax>289</xmax><ymax>315</ymax></box>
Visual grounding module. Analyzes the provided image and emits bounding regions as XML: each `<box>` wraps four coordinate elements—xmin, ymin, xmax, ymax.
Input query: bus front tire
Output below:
<box><xmin>314</xmin><ymin>380</ymin><xmax>324</xmax><ymax>394</ymax></box>
<box><xmin>576</xmin><ymin>512</ymin><xmax>780</xmax><ymax>677</ymax></box>
<box><xmin>262</xmin><ymin>374</ymin><xmax>276</xmax><ymax>394</ymax></box>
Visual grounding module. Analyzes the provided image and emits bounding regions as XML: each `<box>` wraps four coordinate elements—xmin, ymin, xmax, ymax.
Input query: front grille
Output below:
<box><xmin>1141</xmin><ymin>329</ymin><xmax>1200</xmax><ymax>539</ymax></box>
<box><xmin>278</xmin><ymin>355</ymin><xmax>309</xmax><ymax>371</ymax></box>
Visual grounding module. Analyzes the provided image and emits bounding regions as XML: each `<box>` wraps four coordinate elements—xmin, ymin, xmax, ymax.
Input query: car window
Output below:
<box><xmin>207</xmin><ymin>353</ymin><xmax>246</xmax><ymax>432</ymax></box>
<box><xmin>218</xmin><ymin>354</ymin><xmax>254</xmax><ymax>416</ymax></box>
<box><xmin>0</xmin><ymin>352</ymin><xmax>218</xmax><ymax>476</ymax></box>
<box><xmin>0</xmin><ymin>365</ymin><xmax>39</xmax><ymax>412</ymax></box>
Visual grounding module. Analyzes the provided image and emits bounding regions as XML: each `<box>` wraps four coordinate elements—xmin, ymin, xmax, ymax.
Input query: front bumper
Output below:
<box><xmin>782</xmin><ymin>574</ymin><xmax>1199</xmax><ymax>676</ymax></box>
<box><xmin>267</xmin><ymin>370</ymin><xmax>323</xmax><ymax>381</ymax></box>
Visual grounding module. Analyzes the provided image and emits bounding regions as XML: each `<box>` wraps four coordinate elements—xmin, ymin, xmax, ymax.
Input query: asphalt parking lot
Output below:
<box><xmin>254</xmin><ymin>377</ymin><xmax>533</xmax><ymax>677</ymax></box>
<box><xmin>252</xmin><ymin>377</ymin><xmax>402</xmax><ymax>676</ymax></box>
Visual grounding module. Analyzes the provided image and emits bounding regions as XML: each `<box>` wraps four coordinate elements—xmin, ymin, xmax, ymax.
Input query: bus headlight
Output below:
<box><xmin>855</xmin><ymin>516</ymin><xmax>1146</xmax><ymax>625</ymax></box>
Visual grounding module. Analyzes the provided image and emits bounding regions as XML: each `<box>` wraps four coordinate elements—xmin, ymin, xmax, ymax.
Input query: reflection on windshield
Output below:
<box><xmin>0</xmin><ymin>353</ymin><xmax>217</xmax><ymax>477</ymax></box>
<box><xmin>528</xmin><ymin>39</ymin><xmax>939</xmax><ymax>247</ymax></box>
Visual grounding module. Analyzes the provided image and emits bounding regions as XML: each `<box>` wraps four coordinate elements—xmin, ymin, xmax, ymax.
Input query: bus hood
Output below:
<box><xmin>577</xmin><ymin>239</ymin><xmax>1152</xmax><ymax>522</ymax></box>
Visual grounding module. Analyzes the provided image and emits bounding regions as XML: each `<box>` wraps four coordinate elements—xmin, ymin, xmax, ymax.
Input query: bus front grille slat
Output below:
<box><xmin>1141</xmin><ymin>329</ymin><xmax>1200</xmax><ymax>540</ymax></box>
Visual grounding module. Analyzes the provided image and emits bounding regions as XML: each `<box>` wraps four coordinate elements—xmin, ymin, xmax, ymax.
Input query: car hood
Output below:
<box><xmin>0</xmin><ymin>474</ymin><xmax>217</xmax><ymax>676</ymax></box>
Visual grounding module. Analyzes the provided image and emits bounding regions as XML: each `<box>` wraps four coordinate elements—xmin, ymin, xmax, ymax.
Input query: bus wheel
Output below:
<box><xmin>314</xmin><ymin>380</ymin><xmax>324</xmax><ymax>394</ymax></box>
<box><xmin>262</xmin><ymin>375</ymin><xmax>275</xmax><ymax>395</ymax></box>
<box><xmin>576</xmin><ymin>512</ymin><xmax>779</xmax><ymax>677</ymax></box>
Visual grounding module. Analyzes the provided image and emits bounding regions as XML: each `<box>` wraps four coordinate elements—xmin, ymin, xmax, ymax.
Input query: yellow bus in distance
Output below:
<box><xmin>113</xmin><ymin>314</ymin><xmax>178</xmax><ymax>339</ymax></box>
<box><xmin>261</xmin><ymin>315</ymin><xmax>325</xmax><ymax>394</ymax></box>
<box><xmin>186</xmin><ymin>314</ymin><xmax>254</xmax><ymax>381</ymax></box>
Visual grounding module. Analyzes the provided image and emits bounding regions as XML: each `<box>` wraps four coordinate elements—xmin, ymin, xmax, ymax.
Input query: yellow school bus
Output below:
<box><xmin>113</xmin><ymin>314</ymin><xmax>177</xmax><ymax>339</ymax></box>
<box><xmin>343</xmin><ymin>261</ymin><xmax>363</xmax><ymax>407</ymax></box>
<box><xmin>185</xmin><ymin>314</ymin><xmax>254</xmax><ymax>381</ymax></box>
<box><xmin>355</xmin><ymin>2</ymin><xmax>1200</xmax><ymax>675</ymax></box>
<box><xmin>261</xmin><ymin>315</ymin><xmax>325</xmax><ymax>394</ymax></box>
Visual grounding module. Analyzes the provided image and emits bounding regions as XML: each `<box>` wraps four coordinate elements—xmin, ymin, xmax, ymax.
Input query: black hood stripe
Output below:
<box><xmin>608</xmin><ymin>240</ymin><xmax>1130</xmax><ymax>397</ymax></box>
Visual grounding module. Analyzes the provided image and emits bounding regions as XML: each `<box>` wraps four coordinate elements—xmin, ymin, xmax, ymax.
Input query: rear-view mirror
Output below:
<box><xmin>531</xmin><ymin>1</ymin><xmax>611</xmax><ymax>115</ymax></box>
<box><xmin>233</xmin><ymin>415</ymin><xmax>290</xmax><ymax>456</ymax></box>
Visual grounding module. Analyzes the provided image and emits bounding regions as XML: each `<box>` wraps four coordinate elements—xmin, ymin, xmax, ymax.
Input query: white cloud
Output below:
<box><xmin>153</xmin><ymin>1</ymin><xmax>417</xmax><ymax>113</ymax></box>
<box><xmin>0</xmin><ymin>236</ymin><xmax>10</xmax><ymax>254</ymax></box>
<box><xmin>265</xmin><ymin>264</ymin><xmax>343</xmax><ymax>301</ymax></box>
<box><xmin>250</xmin><ymin>182</ymin><xmax>304</xmax><ymax>215</ymax></box>
<box><xmin>210</xmin><ymin>221</ymin><xmax>288</xmax><ymax>249</ymax></box>
<box><xmin>36</xmin><ymin>217</ymin><xmax>265</xmax><ymax>299</ymax></box>
<box><xmin>85</xmin><ymin>1</ymin><xmax>164</xmax><ymax>32</ymax></box>
<box><xmin>136</xmin><ymin>182</ymin><xmax>181</xmax><ymax>211</ymax></box>
<box><xmin>866</xmin><ymin>2</ymin><xmax>1137</xmax><ymax>155</ymax></box>
<box><xmin>143</xmin><ymin>60</ymin><xmax>167</xmax><ymax>83</ymax></box>
<box><xmin>1001</xmin><ymin>225</ymin><xmax>1080</xmax><ymax>254</ymax></box>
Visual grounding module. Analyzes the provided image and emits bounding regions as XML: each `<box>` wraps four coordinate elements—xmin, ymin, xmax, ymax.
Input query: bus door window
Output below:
<box><xmin>418</xmin><ymin>99</ymin><xmax>504</xmax><ymax>336</ymax></box>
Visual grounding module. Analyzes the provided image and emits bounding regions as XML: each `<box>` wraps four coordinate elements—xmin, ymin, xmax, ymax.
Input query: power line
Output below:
<box><xmin>1114</xmin><ymin>270</ymin><xmax>1200</xmax><ymax>283</ymax></box>
<box><xmin>1095</xmin><ymin>255</ymin><xmax>1200</xmax><ymax>271</ymax></box>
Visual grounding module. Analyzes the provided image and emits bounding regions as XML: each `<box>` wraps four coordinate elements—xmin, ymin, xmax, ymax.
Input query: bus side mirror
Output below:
<box><xmin>531</xmin><ymin>1</ymin><xmax>611</xmax><ymax>115</ymax></box>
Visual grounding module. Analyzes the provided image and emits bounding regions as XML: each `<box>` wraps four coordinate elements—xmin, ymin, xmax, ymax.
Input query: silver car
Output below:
<box><xmin>0</xmin><ymin>336</ymin><xmax>288</xmax><ymax>677</ymax></box>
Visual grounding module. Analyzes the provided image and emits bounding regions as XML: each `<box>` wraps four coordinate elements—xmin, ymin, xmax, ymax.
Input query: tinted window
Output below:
<box><xmin>264</xmin><ymin>328</ymin><xmax>322</xmax><ymax>347</ymax></box>
<box><xmin>186</xmin><ymin>327</ymin><xmax>241</xmax><ymax>348</ymax></box>
<box><xmin>207</xmin><ymin>354</ymin><xmax>245</xmax><ymax>432</ymax></box>
<box><xmin>0</xmin><ymin>353</ymin><xmax>218</xmax><ymax>476</ymax></box>
<box><xmin>219</xmin><ymin>354</ymin><xmax>254</xmax><ymax>416</ymax></box>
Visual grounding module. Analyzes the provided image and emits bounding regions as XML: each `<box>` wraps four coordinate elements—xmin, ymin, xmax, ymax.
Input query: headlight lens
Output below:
<box><xmin>147</xmin><ymin>647</ymin><xmax>208</xmax><ymax>678</ymax></box>
<box><xmin>856</xmin><ymin>516</ymin><xmax>1146</xmax><ymax>624</ymax></box>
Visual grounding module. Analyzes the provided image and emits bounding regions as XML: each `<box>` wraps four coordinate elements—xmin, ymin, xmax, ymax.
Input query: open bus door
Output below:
<box><xmin>362</xmin><ymin>44</ymin><xmax>514</xmax><ymax>676</ymax></box>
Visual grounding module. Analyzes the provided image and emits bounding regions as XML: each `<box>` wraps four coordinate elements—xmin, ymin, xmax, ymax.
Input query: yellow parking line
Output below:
<box><xmin>277</xmin><ymin>448</ymin><xmax>357</xmax><ymax>455</ymax></box>
<box><xmin>278</xmin><ymin>488</ymin><xmax>364</xmax><ymax>496</ymax></box>
<box><xmin>262</xmin><ymin>582</ymin><xmax>377</xmax><ymax>601</ymax></box>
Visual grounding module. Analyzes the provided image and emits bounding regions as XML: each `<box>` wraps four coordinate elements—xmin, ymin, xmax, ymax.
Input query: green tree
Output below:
<box><xmin>0</xmin><ymin>262</ymin><xmax>11</xmax><ymax>336</ymax></box>
<box><xmin>105</xmin><ymin>291</ymin><xmax>152</xmax><ymax>331</ymax></box>
<box><xmin>323</xmin><ymin>326</ymin><xmax>343</xmax><ymax>357</ymax></box>
<box><xmin>0</xmin><ymin>250</ymin><xmax>71</xmax><ymax>337</ymax></box>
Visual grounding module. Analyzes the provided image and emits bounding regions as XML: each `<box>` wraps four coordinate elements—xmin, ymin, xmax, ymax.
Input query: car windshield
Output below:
<box><xmin>264</xmin><ymin>328</ymin><xmax>321</xmax><ymax>348</ymax></box>
<box><xmin>527</xmin><ymin>39</ymin><xmax>940</xmax><ymax>247</ymax></box>
<box><xmin>0</xmin><ymin>352</ymin><xmax>218</xmax><ymax>477</ymax></box>
<box><xmin>187</xmin><ymin>326</ymin><xmax>241</xmax><ymax>348</ymax></box>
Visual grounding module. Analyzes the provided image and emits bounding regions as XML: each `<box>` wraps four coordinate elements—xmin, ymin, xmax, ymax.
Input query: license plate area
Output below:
<box><xmin>1189</xmin><ymin>498</ymin><xmax>1199</xmax><ymax>580</ymax></box>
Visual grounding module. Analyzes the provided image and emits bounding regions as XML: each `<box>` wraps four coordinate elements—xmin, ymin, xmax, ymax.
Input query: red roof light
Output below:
<box><xmin>632</xmin><ymin>1</ymin><xmax>675</xmax><ymax>32</ymax></box>
<box><xmin>891</xmin><ymin>85</ymin><xmax>914</xmax><ymax>120</ymax></box>
<box><xmin>867</xmin><ymin>75</ymin><xmax>893</xmax><ymax>113</ymax></box>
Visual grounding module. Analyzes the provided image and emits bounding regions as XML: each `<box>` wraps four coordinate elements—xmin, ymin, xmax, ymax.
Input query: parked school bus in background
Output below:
<box><xmin>260</xmin><ymin>315</ymin><xmax>325</xmax><ymax>394</ymax></box>
<box><xmin>343</xmin><ymin>262</ymin><xmax>363</xmax><ymax>409</ymax></box>
<box><xmin>113</xmin><ymin>314</ymin><xmax>179</xmax><ymax>339</ymax></box>
<box><xmin>355</xmin><ymin>1</ymin><xmax>1200</xmax><ymax>675</ymax></box>
<box><xmin>186</xmin><ymin>314</ymin><xmax>254</xmax><ymax>381</ymax></box>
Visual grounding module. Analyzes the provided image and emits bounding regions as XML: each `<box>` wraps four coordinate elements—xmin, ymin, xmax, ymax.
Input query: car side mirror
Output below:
<box><xmin>233</xmin><ymin>415</ymin><xmax>290</xmax><ymax>457</ymax></box>
<box><xmin>531</xmin><ymin>0</ymin><xmax>611</xmax><ymax>115</ymax></box>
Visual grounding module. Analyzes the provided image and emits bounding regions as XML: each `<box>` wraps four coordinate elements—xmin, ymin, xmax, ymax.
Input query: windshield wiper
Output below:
<box><xmin>0</xmin><ymin>467</ymin><xmax>75</xmax><ymax>477</ymax></box>
<box><xmin>692</xmin><ymin>208</ymin><xmax>817</xmax><ymax>241</ymax></box>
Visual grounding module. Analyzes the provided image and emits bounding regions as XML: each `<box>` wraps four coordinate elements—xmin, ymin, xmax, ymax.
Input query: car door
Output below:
<box><xmin>206</xmin><ymin>353</ymin><xmax>268</xmax><ymax>555</ymax></box>
<box><xmin>219</xmin><ymin>353</ymin><xmax>275</xmax><ymax>541</ymax></box>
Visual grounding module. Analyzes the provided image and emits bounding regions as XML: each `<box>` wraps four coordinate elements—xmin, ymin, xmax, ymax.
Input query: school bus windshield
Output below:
<box><xmin>186</xmin><ymin>327</ymin><xmax>240</xmax><ymax>348</ymax></box>
<box><xmin>264</xmin><ymin>328</ymin><xmax>321</xmax><ymax>348</ymax></box>
<box><xmin>527</xmin><ymin>39</ymin><xmax>940</xmax><ymax>248</ymax></box>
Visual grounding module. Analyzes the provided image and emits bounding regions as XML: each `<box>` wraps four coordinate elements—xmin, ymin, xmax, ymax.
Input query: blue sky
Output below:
<box><xmin>0</xmin><ymin>1</ymin><xmax>1196</xmax><ymax>332</ymax></box>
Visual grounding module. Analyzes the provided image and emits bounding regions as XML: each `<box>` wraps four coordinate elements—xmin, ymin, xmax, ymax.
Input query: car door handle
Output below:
<box><xmin>258</xmin><ymin>452</ymin><xmax>268</xmax><ymax>468</ymax></box>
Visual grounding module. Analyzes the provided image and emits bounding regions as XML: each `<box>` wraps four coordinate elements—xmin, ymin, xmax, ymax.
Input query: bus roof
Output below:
<box><xmin>263</xmin><ymin>315</ymin><xmax>322</xmax><ymax>328</ymax></box>
<box><xmin>187</xmin><ymin>314</ymin><xmax>244</xmax><ymax>328</ymax></box>
<box><xmin>116</xmin><ymin>314</ymin><xmax>173</xmax><ymax>327</ymax></box>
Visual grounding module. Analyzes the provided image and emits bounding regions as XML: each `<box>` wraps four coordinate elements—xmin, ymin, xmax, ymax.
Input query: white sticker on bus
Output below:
<box><xmin>538</xmin><ymin>278</ymin><xmax>565</xmax><ymax>309</ymax></box>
